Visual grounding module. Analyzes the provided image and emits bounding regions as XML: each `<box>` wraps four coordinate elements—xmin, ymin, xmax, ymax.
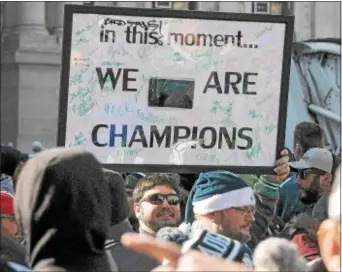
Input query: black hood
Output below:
<box><xmin>102</xmin><ymin>169</ymin><xmax>130</xmax><ymax>226</ymax></box>
<box><xmin>14</xmin><ymin>148</ymin><xmax>111</xmax><ymax>270</ymax></box>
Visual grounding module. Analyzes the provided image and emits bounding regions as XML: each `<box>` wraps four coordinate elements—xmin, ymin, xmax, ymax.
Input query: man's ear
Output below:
<box><xmin>294</xmin><ymin>143</ymin><xmax>299</xmax><ymax>153</ymax></box>
<box><xmin>320</xmin><ymin>173</ymin><xmax>333</xmax><ymax>192</ymax></box>
<box><xmin>134</xmin><ymin>202</ymin><xmax>141</xmax><ymax>218</ymax></box>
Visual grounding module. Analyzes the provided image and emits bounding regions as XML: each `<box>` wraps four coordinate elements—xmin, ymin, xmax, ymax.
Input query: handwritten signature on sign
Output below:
<box><xmin>246</xmin><ymin>143</ymin><xmax>261</xmax><ymax>160</ymax></box>
<box><xmin>73</xmin><ymin>36</ymin><xmax>89</xmax><ymax>46</ymax></box>
<box><xmin>75</xmin><ymin>22</ymin><xmax>97</xmax><ymax>37</ymax></box>
<box><xmin>116</xmin><ymin>148</ymin><xmax>142</xmax><ymax>158</ymax></box>
<box><xmin>69</xmin><ymin>132</ymin><xmax>86</xmax><ymax>147</ymax></box>
<box><xmin>196</xmin><ymin>153</ymin><xmax>219</xmax><ymax>164</ymax></box>
<box><xmin>108</xmin><ymin>44</ymin><xmax>130</xmax><ymax>59</ymax></box>
<box><xmin>103</xmin><ymin>18</ymin><xmax>163</xmax><ymax>32</ymax></box>
<box><xmin>192</xmin><ymin>49</ymin><xmax>223</xmax><ymax>71</ymax></box>
<box><xmin>249</xmin><ymin>109</ymin><xmax>263</xmax><ymax>120</ymax></box>
<box><xmin>264</xmin><ymin>124</ymin><xmax>276</xmax><ymax>134</ymax></box>
<box><xmin>101</xmin><ymin>61</ymin><xmax>124</xmax><ymax>67</ymax></box>
<box><xmin>70</xmin><ymin>85</ymin><xmax>97</xmax><ymax>116</ymax></box>
<box><xmin>210</xmin><ymin>101</ymin><xmax>236</xmax><ymax>126</ymax></box>
<box><xmin>104</xmin><ymin>102</ymin><xmax>178</xmax><ymax>125</ymax></box>
<box><xmin>70</xmin><ymin>73</ymin><xmax>83</xmax><ymax>86</ymax></box>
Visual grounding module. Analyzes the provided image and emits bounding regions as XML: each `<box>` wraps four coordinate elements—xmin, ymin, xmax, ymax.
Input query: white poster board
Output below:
<box><xmin>58</xmin><ymin>5</ymin><xmax>294</xmax><ymax>173</ymax></box>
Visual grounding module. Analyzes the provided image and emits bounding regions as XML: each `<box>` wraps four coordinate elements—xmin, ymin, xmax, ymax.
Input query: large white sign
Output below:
<box><xmin>59</xmin><ymin>5</ymin><xmax>294</xmax><ymax>173</ymax></box>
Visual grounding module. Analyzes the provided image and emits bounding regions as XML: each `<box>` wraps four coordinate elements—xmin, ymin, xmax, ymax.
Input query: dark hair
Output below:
<box><xmin>294</xmin><ymin>122</ymin><xmax>323</xmax><ymax>152</ymax></box>
<box><xmin>133</xmin><ymin>173</ymin><xmax>180</xmax><ymax>203</ymax></box>
<box><xmin>1</xmin><ymin>146</ymin><xmax>24</xmax><ymax>176</ymax></box>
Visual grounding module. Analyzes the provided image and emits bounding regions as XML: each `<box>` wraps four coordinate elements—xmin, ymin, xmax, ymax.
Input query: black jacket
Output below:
<box><xmin>0</xmin><ymin>229</ymin><xmax>27</xmax><ymax>272</ymax></box>
<box><xmin>107</xmin><ymin>219</ymin><xmax>158</xmax><ymax>271</ymax></box>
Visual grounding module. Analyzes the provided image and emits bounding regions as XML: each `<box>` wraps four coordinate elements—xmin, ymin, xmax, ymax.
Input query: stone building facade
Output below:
<box><xmin>1</xmin><ymin>1</ymin><xmax>340</xmax><ymax>152</ymax></box>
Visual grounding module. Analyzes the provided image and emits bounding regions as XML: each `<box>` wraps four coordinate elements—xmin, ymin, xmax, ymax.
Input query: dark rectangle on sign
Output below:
<box><xmin>148</xmin><ymin>78</ymin><xmax>195</xmax><ymax>109</ymax></box>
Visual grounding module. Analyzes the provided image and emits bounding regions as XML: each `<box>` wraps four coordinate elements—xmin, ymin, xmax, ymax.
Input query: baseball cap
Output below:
<box><xmin>290</xmin><ymin>148</ymin><xmax>333</xmax><ymax>173</ymax></box>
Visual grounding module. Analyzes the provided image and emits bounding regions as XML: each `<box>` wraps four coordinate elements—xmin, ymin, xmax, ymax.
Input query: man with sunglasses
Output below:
<box><xmin>281</xmin><ymin>148</ymin><xmax>335</xmax><ymax>261</ymax></box>
<box><xmin>277</xmin><ymin>122</ymin><xmax>324</xmax><ymax>224</ymax></box>
<box><xmin>133</xmin><ymin>173</ymin><xmax>182</xmax><ymax>236</ymax></box>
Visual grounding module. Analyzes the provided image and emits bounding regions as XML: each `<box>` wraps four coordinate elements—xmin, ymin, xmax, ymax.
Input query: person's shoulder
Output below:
<box><xmin>109</xmin><ymin>241</ymin><xmax>158</xmax><ymax>271</ymax></box>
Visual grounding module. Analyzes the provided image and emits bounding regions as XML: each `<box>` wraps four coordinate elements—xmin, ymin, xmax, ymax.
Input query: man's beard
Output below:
<box><xmin>141</xmin><ymin>208</ymin><xmax>180</xmax><ymax>233</ymax></box>
<box><xmin>221</xmin><ymin>228</ymin><xmax>251</xmax><ymax>244</ymax></box>
<box><xmin>148</xmin><ymin>221</ymin><xmax>179</xmax><ymax>233</ymax></box>
<box><xmin>299</xmin><ymin>187</ymin><xmax>320</xmax><ymax>205</ymax></box>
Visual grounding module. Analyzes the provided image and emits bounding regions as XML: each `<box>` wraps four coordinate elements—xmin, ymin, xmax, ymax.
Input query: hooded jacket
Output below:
<box><xmin>106</xmin><ymin>219</ymin><xmax>159</xmax><ymax>271</ymax></box>
<box><xmin>14</xmin><ymin>148</ymin><xmax>112</xmax><ymax>271</ymax></box>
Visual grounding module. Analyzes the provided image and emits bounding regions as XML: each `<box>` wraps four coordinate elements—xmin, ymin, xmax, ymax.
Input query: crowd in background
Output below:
<box><xmin>0</xmin><ymin>121</ymin><xmax>341</xmax><ymax>272</ymax></box>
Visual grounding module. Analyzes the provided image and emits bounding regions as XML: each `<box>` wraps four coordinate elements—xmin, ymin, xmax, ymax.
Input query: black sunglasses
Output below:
<box><xmin>142</xmin><ymin>193</ymin><xmax>180</xmax><ymax>206</ymax></box>
<box><xmin>298</xmin><ymin>169</ymin><xmax>322</xmax><ymax>179</ymax></box>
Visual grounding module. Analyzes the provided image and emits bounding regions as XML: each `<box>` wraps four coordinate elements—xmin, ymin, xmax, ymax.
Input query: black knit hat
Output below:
<box><xmin>102</xmin><ymin>168</ymin><xmax>130</xmax><ymax>225</ymax></box>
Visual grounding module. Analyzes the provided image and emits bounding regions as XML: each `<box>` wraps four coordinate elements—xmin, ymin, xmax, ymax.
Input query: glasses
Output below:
<box><xmin>298</xmin><ymin>169</ymin><xmax>323</xmax><ymax>179</ymax></box>
<box><xmin>141</xmin><ymin>193</ymin><xmax>180</xmax><ymax>206</ymax></box>
<box><xmin>231</xmin><ymin>207</ymin><xmax>255</xmax><ymax>217</ymax></box>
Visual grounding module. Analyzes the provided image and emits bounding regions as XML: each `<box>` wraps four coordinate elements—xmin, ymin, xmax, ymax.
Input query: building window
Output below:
<box><xmin>173</xmin><ymin>1</ymin><xmax>189</xmax><ymax>10</ymax></box>
<box><xmin>270</xmin><ymin>2</ymin><xmax>283</xmax><ymax>15</ymax></box>
<box><xmin>251</xmin><ymin>2</ymin><xmax>288</xmax><ymax>15</ymax></box>
<box><xmin>252</xmin><ymin>2</ymin><xmax>270</xmax><ymax>14</ymax></box>
<box><xmin>153</xmin><ymin>2</ymin><xmax>173</xmax><ymax>9</ymax></box>
<box><xmin>152</xmin><ymin>1</ymin><xmax>192</xmax><ymax>10</ymax></box>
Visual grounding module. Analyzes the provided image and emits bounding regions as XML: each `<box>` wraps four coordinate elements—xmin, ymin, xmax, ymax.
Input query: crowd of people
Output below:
<box><xmin>0</xmin><ymin>121</ymin><xmax>341</xmax><ymax>272</ymax></box>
